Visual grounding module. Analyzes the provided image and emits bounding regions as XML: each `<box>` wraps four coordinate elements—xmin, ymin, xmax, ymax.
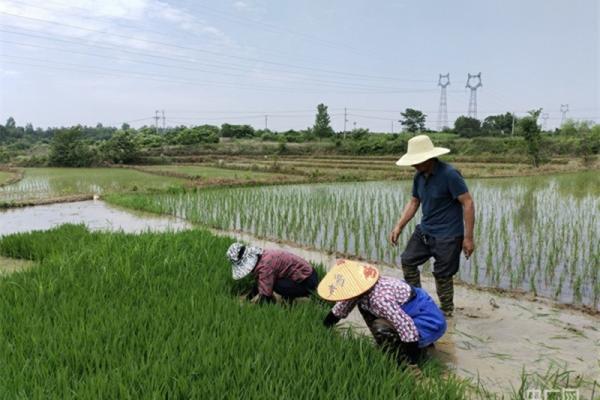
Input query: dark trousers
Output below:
<box><xmin>400</xmin><ymin>225</ymin><xmax>462</xmax><ymax>314</ymax></box>
<box><xmin>358</xmin><ymin>306</ymin><xmax>424</xmax><ymax>365</ymax></box>
<box><xmin>273</xmin><ymin>270</ymin><xmax>318</xmax><ymax>300</ymax></box>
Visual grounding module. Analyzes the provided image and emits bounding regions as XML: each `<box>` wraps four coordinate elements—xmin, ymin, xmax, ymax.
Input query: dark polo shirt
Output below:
<box><xmin>411</xmin><ymin>160</ymin><xmax>468</xmax><ymax>238</ymax></box>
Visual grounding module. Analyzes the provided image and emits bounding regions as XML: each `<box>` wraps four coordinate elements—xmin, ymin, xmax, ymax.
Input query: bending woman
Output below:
<box><xmin>226</xmin><ymin>242</ymin><xmax>318</xmax><ymax>304</ymax></box>
<box><xmin>319</xmin><ymin>260</ymin><xmax>446</xmax><ymax>365</ymax></box>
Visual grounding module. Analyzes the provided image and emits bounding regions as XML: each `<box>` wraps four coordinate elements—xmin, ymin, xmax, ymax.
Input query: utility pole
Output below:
<box><xmin>391</xmin><ymin>120</ymin><xmax>394</xmax><ymax>134</ymax></box>
<box><xmin>437</xmin><ymin>73</ymin><xmax>450</xmax><ymax>131</ymax></box>
<box><xmin>353</xmin><ymin>121</ymin><xmax>357</xmax><ymax>130</ymax></box>
<box><xmin>541</xmin><ymin>113</ymin><xmax>549</xmax><ymax>131</ymax></box>
<box><xmin>560</xmin><ymin>104</ymin><xmax>569</xmax><ymax>125</ymax></box>
<box><xmin>511</xmin><ymin>111</ymin><xmax>516</xmax><ymax>135</ymax></box>
<box><xmin>154</xmin><ymin>110</ymin><xmax>160</xmax><ymax>133</ymax></box>
<box><xmin>343</xmin><ymin>107</ymin><xmax>348</xmax><ymax>139</ymax></box>
<box><xmin>161</xmin><ymin>110</ymin><xmax>165</xmax><ymax>133</ymax></box>
<box><xmin>466</xmin><ymin>73</ymin><xmax>482</xmax><ymax>119</ymax></box>
<box><xmin>264</xmin><ymin>115</ymin><xmax>268</xmax><ymax>131</ymax></box>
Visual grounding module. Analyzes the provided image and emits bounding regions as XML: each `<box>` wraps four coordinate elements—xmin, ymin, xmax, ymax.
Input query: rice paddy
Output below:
<box><xmin>0</xmin><ymin>225</ymin><xmax>470</xmax><ymax>399</ymax></box>
<box><xmin>107</xmin><ymin>171</ymin><xmax>600</xmax><ymax>310</ymax></box>
<box><xmin>139</xmin><ymin>164</ymin><xmax>289</xmax><ymax>181</ymax></box>
<box><xmin>0</xmin><ymin>171</ymin><xmax>13</xmax><ymax>185</ymax></box>
<box><xmin>0</xmin><ymin>168</ymin><xmax>186</xmax><ymax>204</ymax></box>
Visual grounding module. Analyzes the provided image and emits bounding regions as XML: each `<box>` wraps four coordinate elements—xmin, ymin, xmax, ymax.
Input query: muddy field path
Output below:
<box><xmin>229</xmin><ymin>232</ymin><xmax>600</xmax><ymax>397</ymax></box>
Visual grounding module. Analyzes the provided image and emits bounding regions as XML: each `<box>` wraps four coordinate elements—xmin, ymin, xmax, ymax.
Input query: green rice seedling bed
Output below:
<box><xmin>0</xmin><ymin>168</ymin><xmax>186</xmax><ymax>204</ymax></box>
<box><xmin>0</xmin><ymin>225</ymin><xmax>468</xmax><ymax>399</ymax></box>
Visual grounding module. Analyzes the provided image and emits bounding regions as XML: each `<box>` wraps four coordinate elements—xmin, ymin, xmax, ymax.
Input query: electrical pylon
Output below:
<box><xmin>437</xmin><ymin>73</ymin><xmax>450</xmax><ymax>131</ymax></box>
<box><xmin>560</xmin><ymin>104</ymin><xmax>569</xmax><ymax>125</ymax></box>
<box><xmin>466</xmin><ymin>73</ymin><xmax>482</xmax><ymax>118</ymax></box>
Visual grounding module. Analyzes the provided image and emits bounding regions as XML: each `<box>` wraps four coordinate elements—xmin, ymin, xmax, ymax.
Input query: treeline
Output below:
<box><xmin>0</xmin><ymin>103</ymin><xmax>598</xmax><ymax>167</ymax></box>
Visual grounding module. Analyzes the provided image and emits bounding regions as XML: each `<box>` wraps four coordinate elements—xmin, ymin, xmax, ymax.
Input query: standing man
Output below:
<box><xmin>389</xmin><ymin>135</ymin><xmax>475</xmax><ymax>317</ymax></box>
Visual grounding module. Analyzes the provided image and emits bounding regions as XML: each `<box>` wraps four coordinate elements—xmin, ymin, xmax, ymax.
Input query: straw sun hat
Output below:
<box><xmin>226</xmin><ymin>242</ymin><xmax>263</xmax><ymax>280</ymax></box>
<box><xmin>318</xmin><ymin>259</ymin><xmax>380</xmax><ymax>301</ymax></box>
<box><xmin>395</xmin><ymin>134</ymin><xmax>450</xmax><ymax>166</ymax></box>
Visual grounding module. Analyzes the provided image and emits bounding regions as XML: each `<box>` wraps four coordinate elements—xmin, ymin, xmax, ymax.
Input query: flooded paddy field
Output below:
<box><xmin>0</xmin><ymin>200</ymin><xmax>597</xmax><ymax>397</ymax></box>
<box><xmin>0</xmin><ymin>168</ymin><xmax>186</xmax><ymax>205</ymax></box>
<box><xmin>107</xmin><ymin>171</ymin><xmax>600</xmax><ymax>310</ymax></box>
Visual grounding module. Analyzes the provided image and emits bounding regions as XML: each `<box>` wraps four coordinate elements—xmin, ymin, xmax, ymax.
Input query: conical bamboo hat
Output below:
<box><xmin>317</xmin><ymin>259</ymin><xmax>380</xmax><ymax>301</ymax></box>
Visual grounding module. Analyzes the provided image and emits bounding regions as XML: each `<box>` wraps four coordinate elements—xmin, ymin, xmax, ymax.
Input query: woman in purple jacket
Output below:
<box><xmin>226</xmin><ymin>242</ymin><xmax>318</xmax><ymax>304</ymax></box>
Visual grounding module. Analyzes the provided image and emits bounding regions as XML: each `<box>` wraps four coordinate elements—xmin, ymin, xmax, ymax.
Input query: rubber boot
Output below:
<box><xmin>435</xmin><ymin>275</ymin><xmax>454</xmax><ymax>316</ymax></box>
<box><xmin>401</xmin><ymin>265</ymin><xmax>421</xmax><ymax>288</ymax></box>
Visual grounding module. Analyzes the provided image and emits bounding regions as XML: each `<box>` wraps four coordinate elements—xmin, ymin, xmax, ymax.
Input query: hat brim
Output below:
<box><xmin>318</xmin><ymin>260</ymin><xmax>379</xmax><ymax>301</ymax></box>
<box><xmin>395</xmin><ymin>147</ymin><xmax>450</xmax><ymax>167</ymax></box>
<box><xmin>232</xmin><ymin>253</ymin><xmax>259</xmax><ymax>280</ymax></box>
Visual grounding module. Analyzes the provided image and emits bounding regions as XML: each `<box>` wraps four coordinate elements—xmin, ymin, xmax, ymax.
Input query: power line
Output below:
<box><xmin>0</xmin><ymin>37</ymin><xmax>432</xmax><ymax>92</ymax></box>
<box><xmin>3</xmin><ymin>54</ymin><xmax>435</xmax><ymax>95</ymax></box>
<box><xmin>0</xmin><ymin>11</ymin><xmax>431</xmax><ymax>84</ymax></box>
<box><xmin>7</xmin><ymin>0</ymin><xmax>389</xmax><ymax>64</ymax></box>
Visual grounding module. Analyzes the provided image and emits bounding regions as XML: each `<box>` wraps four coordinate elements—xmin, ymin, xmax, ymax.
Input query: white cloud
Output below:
<box><xmin>0</xmin><ymin>67</ymin><xmax>19</xmax><ymax>76</ymax></box>
<box><xmin>0</xmin><ymin>0</ymin><xmax>240</xmax><ymax>55</ymax></box>
<box><xmin>233</xmin><ymin>1</ymin><xmax>248</xmax><ymax>11</ymax></box>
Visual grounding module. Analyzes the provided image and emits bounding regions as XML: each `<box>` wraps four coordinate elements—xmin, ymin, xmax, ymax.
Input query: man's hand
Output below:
<box><xmin>462</xmin><ymin>237</ymin><xmax>474</xmax><ymax>259</ymax></box>
<box><xmin>389</xmin><ymin>225</ymin><xmax>402</xmax><ymax>246</ymax></box>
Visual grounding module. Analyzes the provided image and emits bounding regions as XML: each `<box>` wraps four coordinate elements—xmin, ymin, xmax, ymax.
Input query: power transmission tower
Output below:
<box><xmin>437</xmin><ymin>73</ymin><xmax>450</xmax><ymax>131</ymax></box>
<box><xmin>541</xmin><ymin>113</ymin><xmax>549</xmax><ymax>131</ymax></box>
<box><xmin>161</xmin><ymin>110</ymin><xmax>165</xmax><ymax>132</ymax></box>
<box><xmin>560</xmin><ymin>104</ymin><xmax>569</xmax><ymax>125</ymax></box>
<box><xmin>154</xmin><ymin>110</ymin><xmax>160</xmax><ymax>133</ymax></box>
<box><xmin>465</xmin><ymin>73</ymin><xmax>482</xmax><ymax>118</ymax></box>
<box><xmin>390</xmin><ymin>120</ymin><xmax>394</xmax><ymax>134</ymax></box>
<box><xmin>264</xmin><ymin>115</ymin><xmax>268</xmax><ymax>130</ymax></box>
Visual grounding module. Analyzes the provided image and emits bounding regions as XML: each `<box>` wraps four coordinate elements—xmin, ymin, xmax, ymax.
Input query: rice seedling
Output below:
<box><xmin>0</xmin><ymin>225</ymin><xmax>469</xmax><ymax>399</ymax></box>
<box><xmin>106</xmin><ymin>172</ymin><xmax>600</xmax><ymax>310</ymax></box>
<box><xmin>0</xmin><ymin>168</ymin><xmax>186</xmax><ymax>204</ymax></box>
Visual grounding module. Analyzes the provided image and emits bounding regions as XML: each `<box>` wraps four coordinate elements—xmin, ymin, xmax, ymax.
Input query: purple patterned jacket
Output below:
<box><xmin>331</xmin><ymin>276</ymin><xmax>419</xmax><ymax>342</ymax></box>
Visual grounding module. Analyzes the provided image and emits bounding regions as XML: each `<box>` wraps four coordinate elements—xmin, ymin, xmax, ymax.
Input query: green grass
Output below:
<box><xmin>0</xmin><ymin>225</ymin><xmax>469</xmax><ymax>399</ymax></box>
<box><xmin>0</xmin><ymin>171</ymin><xmax>13</xmax><ymax>185</ymax></box>
<box><xmin>0</xmin><ymin>168</ymin><xmax>186</xmax><ymax>204</ymax></box>
<box><xmin>141</xmin><ymin>164</ymin><xmax>289</xmax><ymax>180</ymax></box>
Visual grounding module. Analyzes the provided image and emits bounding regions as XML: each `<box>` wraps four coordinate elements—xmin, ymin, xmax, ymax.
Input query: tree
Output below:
<box><xmin>5</xmin><ymin>117</ymin><xmax>16</xmax><ymax>129</ymax></box>
<box><xmin>399</xmin><ymin>108</ymin><xmax>426</xmax><ymax>133</ymax></box>
<box><xmin>519</xmin><ymin>109</ymin><xmax>543</xmax><ymax>167</ymax></box>
<box><xmin>176</xmin><ymin>125</ymin><xmax>219</xmax><ymax>145</ymax></box>
<box><xmin>454</xmin><ymin>116</ymin><xmax>482</xmax><ymax>137</ymax></box>
<box><xmin>560</xmin><ymin>119</ymin><xmax>593</xmax><ymax>136</ymax></box>
<box><xmin>482</xmin><ymin>113</ymin><xmax>514</xmax><ymax>135</ymax></box>
<box><xmin>313</xmin><ymin>103</ymin><xmax>334</xmax><ymax>138</ymax></box>
<box><xmin>101</xmin><ymin>130</ymin><xmax>140</xmax><ymax>164</ymax></box>
<box><xmin>49</xmin><ymin>126</ymin><xmax>93</xmax><ymax>167</ymax></box>
<box><xmin>220</xmin><ymin>124</ymin><xmax>254</xmax><ymax>138</ymax></box>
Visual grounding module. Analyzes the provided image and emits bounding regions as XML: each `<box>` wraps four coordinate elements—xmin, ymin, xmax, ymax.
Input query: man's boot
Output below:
<box><xmin>401</xmin><ymin>265</ymin><xmax>421</xmax><ymax>288</ymax></box>
<box><xmin>435</xmin><ymin>275</ymin><xmax>454</xmax><ymax>316</ymax></box>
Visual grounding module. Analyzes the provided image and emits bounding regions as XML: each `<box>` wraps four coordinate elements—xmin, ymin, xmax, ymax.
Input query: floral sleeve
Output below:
<box><xmin>331</xmin><ymin>298</ymin><xmax>359</xmax><ymax>319</ymax></box>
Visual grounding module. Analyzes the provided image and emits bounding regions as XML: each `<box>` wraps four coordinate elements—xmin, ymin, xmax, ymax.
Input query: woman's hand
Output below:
<box><xmin>323</xmin><ymin>311</ymin><xmax>341</xmax><ymax>328</ymax></box>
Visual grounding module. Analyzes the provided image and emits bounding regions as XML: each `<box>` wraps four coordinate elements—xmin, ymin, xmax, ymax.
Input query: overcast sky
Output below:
<box><xmin>0</xmin><ymin>0</ymin><xmax>598</xmax><ymax>131</ymax></box>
